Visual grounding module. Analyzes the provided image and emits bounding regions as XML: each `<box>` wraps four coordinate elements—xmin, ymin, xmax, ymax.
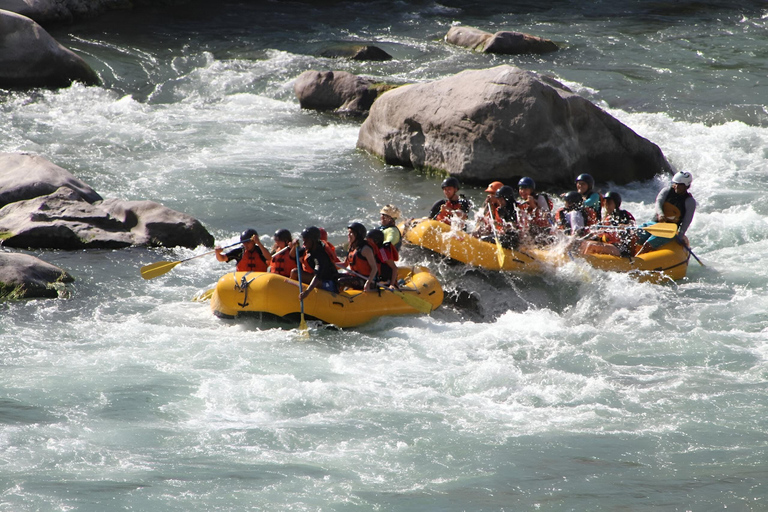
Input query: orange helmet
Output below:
<box><xmin>484</xmin><ymin>181</ymin><xmax>504</xmax><ymax>194</ymax></box>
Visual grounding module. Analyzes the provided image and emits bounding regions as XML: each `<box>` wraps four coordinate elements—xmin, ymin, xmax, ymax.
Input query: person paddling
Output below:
<box><xmin>471</xmin><ymin>181</ymin><xmax>504</xmax><ymax>238</ymax></box>
<box><xmin>366</xmin><ymin>229</ymin><xmax>399</xmax><ymax>288</ymax></box>
<box><xmin>516</xmin><ymin>177</ymin><xmax>553</xmax><ymax>245</ymax></box>
<box><xmin>637</xmin><ymin>171</ymin><xmax>697</xmax><ymax>250</ymax></box>
<box><xmin>268</xmin><ymin>229</ymin><xmax>297</xmax><ymax>277</ymax></box>
<box><xmin>554</xmin><ymin>192</ymin><xmax>596</xmax><ymax>237</ymax></box>
<box><xmin>581</xmin><ymin>191</ymin><xmax>636</xmax><ymax>256</ymax></box>
<box><xmin>429</xmin><ymin>177</ymin><xmax>472</xmax><ymax>226</ymax></box>
<box><xmin>477</xmin><ymin>185</ymin><xmax>520</xmax><ymax>249</ymax></box>
<box><xmin>338</xmin><ymin>222</ymin><xmax>379</xmax><ymax>291</ymax></box>
<box><xmin>298</xmin><ymin>226</ymin><xmax>339</xmax><ymax>300</ymax></box>
<box><xmin>215</xmin><ymin>229</ymin><xmax>271</xmax><ymax>272</ymax></box>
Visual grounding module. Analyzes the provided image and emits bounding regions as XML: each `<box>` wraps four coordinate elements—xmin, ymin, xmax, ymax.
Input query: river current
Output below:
<box><xmin>2</xmin><ymin>1</ymin><xmax>767</xmax><ymax>510</ymax></box>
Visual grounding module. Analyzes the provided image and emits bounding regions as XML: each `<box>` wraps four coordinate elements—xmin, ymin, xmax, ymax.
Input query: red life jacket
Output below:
<box><xmin>381</xmin><ymin>242</ymin><xmax>398</xmax><ymax>262</ymax></box>
<box><xmin>269</xmin><ymin>248</ymin><xmax>297</xmax><ymax>277</ymax></box>
<box><xmin>236</xmin><ymin>247</ymin><xmax>268</xmax><ymax>272</ymax></box>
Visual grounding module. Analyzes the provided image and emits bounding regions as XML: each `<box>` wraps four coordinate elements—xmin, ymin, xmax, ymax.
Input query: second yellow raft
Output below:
<box><xmin>210</xmin><ymin>266</ymin><xmax>443</xmax><ymax>328</ymax></box>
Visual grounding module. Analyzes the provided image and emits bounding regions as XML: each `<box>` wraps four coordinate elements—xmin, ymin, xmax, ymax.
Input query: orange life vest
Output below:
<box><xmin>518</xmin><ymin>193</ymin><xmax>553</xmax><ymax>229</ymax></box>
<box><xmin>347</xmin><ymin>242</ymin><xmax>380</xmax><ymax>278</ymax></box>
<box><xmin>435</xmin><ymin>199</ymin><xmax>467</xmax><ymax>223</ymax></box>
<box><xmin>236</xmin><ymin>248</ymin><xmax>268</xmax><ymax>272</ymax></box>
<box><xmin>269</xmin><ymin>248</ymin><xmax>297</xmax><ymax>277</ymax></box>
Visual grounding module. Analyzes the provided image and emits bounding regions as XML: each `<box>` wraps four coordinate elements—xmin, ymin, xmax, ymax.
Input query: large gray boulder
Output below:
<box><xmin>294</xmin><ymin>70</ymin><xmax>398</xmax><ymax>117</ymax></box>
<box><xmin>0</xmin><ymin>9</ymin><xmax>99</xmax><ymax>88</ymax></box>
<box><xmin>0</xmin><ymin>153</ymin><xmax>214</xmax><ymax>250</ymax></box>
<box><xmin>0</xmin><ymin>252</ymin><xmax>73</xmax><ymax>299</ymax></box>
<box><xmin>357</xmin><ymin>65</ymin><xmax>671</xmax><ymax>187</ymax></box>
<box><xmin>446</xmin><ymin>26</ymin><xmax>558</xmax><ymax>55</ymax></box>
<box><xmin>0</xmin><ymin>152</ymin><xmax>102</xmax><ymax>208</ymax></box>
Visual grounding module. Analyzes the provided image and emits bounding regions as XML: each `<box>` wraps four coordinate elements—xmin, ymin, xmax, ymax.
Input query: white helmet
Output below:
<box><xmin>672</xmin><ymin>171</ymin><xmax>693</xmax><ymax>187</ymax></box>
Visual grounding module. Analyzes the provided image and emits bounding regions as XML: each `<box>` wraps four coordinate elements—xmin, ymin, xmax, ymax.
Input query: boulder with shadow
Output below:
<box><xmin>0</xmin><ymin>9</ymin><xmax>100</xmax><ymax>88</ymax></box>
<box><xmin>0</xmin><ymin>252</ymin><xmax>73</xmax><ymax>299</ymax></box>
<box><xmin>446</xmin><ymin>25</ymin><xmax>558</xmax><ymax>55</ymax></box>
<box><xmin>294</xmin><ymin>70</ymin><xmax>399</xmax><ymax>117</ymax></box>
<box><xmin>0</xmin><ymin>153</ymin><xmax>214</xmax><ymax>250</ymax></box>
<box><xmin>357</xmin><ymin>65</ymin><xmax>671</xmax><ymax>187</ymax></box>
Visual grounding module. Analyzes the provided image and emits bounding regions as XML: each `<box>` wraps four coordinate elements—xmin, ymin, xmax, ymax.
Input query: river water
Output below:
<box><xmin>2</xmin><ymin>1</ymin><xmax>767</xmax><ymax>510</ymax></box>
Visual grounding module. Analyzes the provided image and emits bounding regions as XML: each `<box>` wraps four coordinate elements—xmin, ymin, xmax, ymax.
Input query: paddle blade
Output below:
<box><xmin>642</xmin><ymin>222</ymin><xmax>678</xmax><ymax>239</ymax></box>
<box><xmin>192</xmin><ymin>288</ymin><xmax>215</xmax><ymax>302</ymax></box>
<box><xmin>495</xmin><ymin>238</ymin><xmax>505</xmax><ymax>268</ymax></box>
<box><xmin>140</xmin><ymin>260</ymin><xmax>181</xmax><ymax>280</ymax></box>
<box><xmin>298</xmin><ymin>315</ymin><xmax>309</xmax><ymax>337</ymax></box>
<box><xmin>393</xmin><ymin>289</ymin><xmax>433</xmax><ymax>314</ymax></box>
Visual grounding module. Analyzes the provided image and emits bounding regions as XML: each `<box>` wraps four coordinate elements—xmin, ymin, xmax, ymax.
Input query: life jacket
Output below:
<box><xmin>661</xmin><ymin>188</ymin><xmax>691</xmax><ymax>225</ymax></box>
<box><xmin>380</xmin><ymin>224</ymin><xmax>402</xmax><ymax>250</ymax></box>
<box><xmin>381</xmin><ymin>241</ymin><xmax>398</xmax><ymax>262</ymax></box>
<box><xmin>236</xmin><ymin>247</ymin><xmax>268</xmax><ymax>273</ymax></box>
<box><xmin>269</xmin><ymin>247</ymin><xmax>297</xmax><ymax>277</ymax></box>
<box><xmin>600</xmin><ymin>209</ymin><xmax>636</xmax><ymax>245</ymax></box>
<box><xmin>517</xmin><ymin>193</ymin><xmax>553</xmax><ymax>229</ymax></box>
<box><xmin>490</xmin><ymin>205</ymin><xmax>517</xmax><ymax>232</ymax></box>
<box><xmin>323</xmin><ymin>241</ymin><xmax>341</xmax><ymax>263</ymax></box>
<box><xmin>347</xmin><ymin>241</ymin><xmax>380</xmax><ymax>279</ymax></box>
<box><xmin>435</xmin><ymin>196</ymin><xmax>469</xmax><ymax>223</ymax></box>
<box><xmin>374</xmin><ymin>242</ymin><xmax>398</xmax><ymax>283</ymax></box>
<box><xmin>555</xmin><ymin>207</ymin><xmax>596</xmax><ymax>235</ymax></box>
<box><xmin>582</xmin><ymin>191</ymin><xmax>603</xmax><ymax>221</ymax></box>
<box><xmin>301</xmin><ymin>242</ymin><xmax>338</xmax><ymax>276</ymax></box>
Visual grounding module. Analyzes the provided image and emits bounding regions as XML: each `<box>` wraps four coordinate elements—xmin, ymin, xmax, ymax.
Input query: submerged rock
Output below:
<box><xmin>320</xmin><ymin>44</ymin><xmax>392</xmax><ymax>61</ymax></box>
<box><xmin>0</xmin><ymin>252</ymin><xmax>73</xmax><ymax>299</ymax></box>
<box><xmin>0</xmin><ymin>153</ymin><xmax>214</xmax><ymax>250</ymax></box>
<box><xmin>294</xmin><ymin>70</ymin><xmax>398</xmax><ymax>117</ymax></box>
<box><xmin>0</xmin><ymin>9</ymin><xmax>100</xmax><ymax>88</ymax></box>
<box><xmin>357</xmin><ymin>65</ymin><xmax>671</xmax><ymax>187</ymax></box>
<box><xmin>446</xmin><ymin>26</ymin><xmax>558</xmax><ymax>55</ymax></box>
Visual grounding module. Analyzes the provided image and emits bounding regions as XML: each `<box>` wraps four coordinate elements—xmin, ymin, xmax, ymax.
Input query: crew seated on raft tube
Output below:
<box><xmin>428</xmin><ymin>172</ymin><xmax>696</xmax><ymax>257</ymax></box>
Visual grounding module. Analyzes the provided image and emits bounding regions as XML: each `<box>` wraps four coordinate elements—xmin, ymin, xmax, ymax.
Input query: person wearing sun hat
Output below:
<box><xmin>378</xmin><ymin>204</ymin><xmax>402</xmax><ymax>250</ymax></box>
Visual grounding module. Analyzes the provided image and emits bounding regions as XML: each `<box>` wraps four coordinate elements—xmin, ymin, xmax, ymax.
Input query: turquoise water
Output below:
<box><xmin>2</xmin><ymin>1</ymin><xmax>767</xmax><ymax>510</ymax></box>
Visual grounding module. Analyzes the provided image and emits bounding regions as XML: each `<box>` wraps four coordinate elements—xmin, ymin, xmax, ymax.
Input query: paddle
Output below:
<box><xmin>295</xmin><ymin>244</ymin><xmax>309</xmax><ymax>336</ymax></box>
<box><xmin>140</xmin><ymin>241</ymin><xmax>241</xmax><ymax>280</ymax></box>
<box><xmin>676</xmin><ymin>235</ymin><xmax>705</xmax><ymax>266</ymax></box>
<box><xmin>487</xmin><ymin>203</ymin><xmax>506</xmax><ymax>268</ymax></box>
<box><xmin>634</xmin><ymin>222</ymin><xmax>679</xmax><ymax>239</ymax></box>
<box><xmin>341</xmin><ymin>268</ymin><xmax>434</xmax><ymax>314</ymax></box>
<box><xmin>589</xmin><ymin>222</ymin><xmax>678</xmax><ymax>239</ymax></box>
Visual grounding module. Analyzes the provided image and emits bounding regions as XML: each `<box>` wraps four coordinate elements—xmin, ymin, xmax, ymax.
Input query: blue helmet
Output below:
<box><xmin>518</xmin><ymin>177</ymin><xmax>536</xmax><ymax>190</ymax></box>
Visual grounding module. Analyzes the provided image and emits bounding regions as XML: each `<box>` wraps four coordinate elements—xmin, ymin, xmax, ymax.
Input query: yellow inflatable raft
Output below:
<box><xmin>210</xmin><ymin>266</ymin><xmax>443</xmax><ymax>328</ymax></box>
<box><xmin>402</xmin><ymin>218</ymin><xmax>689</xmax><ymax>282</ymax></box>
